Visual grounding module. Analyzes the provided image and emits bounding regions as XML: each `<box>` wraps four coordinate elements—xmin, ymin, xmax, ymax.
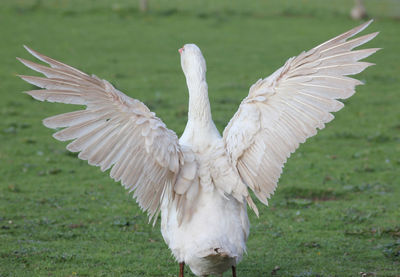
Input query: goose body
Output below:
<box><xmin>18</xmin><ymin>21</ymin><xmax>378</xmax><ymax>276</ymax></box>
<box><xmin>161</xmin><ymin>167</ymin><xmax>249</xmax><ymax>276</ymax></box>
<box><xmin>162</xmin><ymin>46</ymin><xmax>250</xmax><ymax>274</ymax></box>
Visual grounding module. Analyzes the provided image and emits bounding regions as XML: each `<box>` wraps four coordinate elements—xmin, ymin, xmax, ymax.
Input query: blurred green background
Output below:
<box><xmin>1</xmin><ymin>0</ymin><xmax>399</xmax><ymax>276</ymax></box>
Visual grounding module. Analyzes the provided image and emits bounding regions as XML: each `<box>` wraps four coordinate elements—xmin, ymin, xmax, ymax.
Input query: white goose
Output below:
<box><xmin>18</xmin><ymin>20</ymin><xmax>378</xmax><ymax>276</ymax></box>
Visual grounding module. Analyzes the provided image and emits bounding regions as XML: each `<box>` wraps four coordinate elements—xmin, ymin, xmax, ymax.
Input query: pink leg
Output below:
<box><xmin>179</xmin><ymin>262</ymin><xmax>185</xmax><ymax>277</ymax></box>
<box><xmin>232</xmin><ymin>266</ymin><xmax>237</xmax><ymax>277</ymax></box>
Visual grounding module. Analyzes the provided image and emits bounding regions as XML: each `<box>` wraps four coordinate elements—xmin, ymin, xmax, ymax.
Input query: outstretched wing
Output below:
<box><xmin>223</xmin><ymin>20</ymin><xmax>379</xmax><ymax>206</ymax></box>
<box><xmin>18</xmin><ymin>46</ymin><xmax>192</xmax><ymax>222</ymax></box>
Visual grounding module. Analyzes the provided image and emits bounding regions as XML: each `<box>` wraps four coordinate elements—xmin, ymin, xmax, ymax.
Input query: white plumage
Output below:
<box><xmin>18</xmin><ymin>20</ymin><xmax>378</xmax><ymax>276</ymax></box>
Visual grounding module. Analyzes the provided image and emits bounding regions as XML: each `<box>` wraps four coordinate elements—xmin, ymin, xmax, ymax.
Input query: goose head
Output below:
<box><xmin>179</xmin><ymin>44</ymin><xmax>207</xmax><ymax>82</ymax></box>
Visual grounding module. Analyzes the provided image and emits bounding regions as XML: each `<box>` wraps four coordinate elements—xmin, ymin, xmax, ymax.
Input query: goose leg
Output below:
<box><xmin>232</xmin><ymin>266</ymin><xmax>237</xmax><ymax>277</ymax></box>
<box><xmin>179</xmin><ymin>262</ymin><xmax>185</xmax><ymax>277</ymax></box>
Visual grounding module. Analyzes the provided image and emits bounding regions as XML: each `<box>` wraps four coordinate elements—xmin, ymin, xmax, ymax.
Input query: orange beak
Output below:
<box><xmin>178</xmin><ymin>47</ymin><xmax>183</xmax><ymax>54</ymax></box>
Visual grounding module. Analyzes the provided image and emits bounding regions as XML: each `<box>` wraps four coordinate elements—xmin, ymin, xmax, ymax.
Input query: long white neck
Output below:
<box><xmin>187</xmin><ymin>75</ymin><xmax>212</xmax><ymax>125</ymax></box>
<box><xmin>180</xmin><ymin>74</ymin><xmax>220</xmax><ymax>145</ymax></box>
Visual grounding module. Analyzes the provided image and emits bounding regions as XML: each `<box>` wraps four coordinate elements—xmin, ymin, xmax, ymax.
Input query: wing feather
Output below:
<box><xmin>223</xmin><ymin>20</ymin><xmax>379</xmax><ymax>206</ymax></box>
<box><xmin>24</xmin><ymin>89</ymin><xmax>87</xmax><ymax>105</ymax></box>
<box><xmin>43</xmin><ymin>109</ymin><xmax>103</xmax><ymax>128</ymax></box>
<box><xmin>18</xmin><ymin>46</ymin><xmax>192</xmax><ymax>222</ymax></box>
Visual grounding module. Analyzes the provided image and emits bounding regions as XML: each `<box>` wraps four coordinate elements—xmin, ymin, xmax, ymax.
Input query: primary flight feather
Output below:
<box><xmin>19</xmin><ymin>20</ymin><xmax>378</xmax><ymax>276</ymax></box>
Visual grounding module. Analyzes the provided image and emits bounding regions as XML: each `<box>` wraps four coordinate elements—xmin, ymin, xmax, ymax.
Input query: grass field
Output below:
<box><xmin>1</xmin><ymin>0</ymin><xmax>399</xmax><ymax>276</ymax></box>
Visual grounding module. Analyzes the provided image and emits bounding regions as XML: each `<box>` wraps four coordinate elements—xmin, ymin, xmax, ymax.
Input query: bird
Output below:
<box><xmin>18</xmin><ymin>20</ymin><xmax>378</xmax><ymax>276</ymax></box>
<box><xmin>351</xmin><ymin>0</ymin><xmax>368</xmax><ymax>20</ymax></box>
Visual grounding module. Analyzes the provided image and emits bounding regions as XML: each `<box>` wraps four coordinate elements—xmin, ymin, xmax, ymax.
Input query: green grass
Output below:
<box><xmin>1</xmin><ymin>0</ymin><xmax>399</xmax><ymax>276</ymax></box>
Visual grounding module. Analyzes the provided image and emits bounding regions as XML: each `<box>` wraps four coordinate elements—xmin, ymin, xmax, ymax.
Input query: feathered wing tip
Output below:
<box><xmin>313</xmin><ymin>19</ymin><xmax>374</xmax><ymax>51</ymax></box>
<box><xmin>246</xmin><ymin>195</ymin><xmax>259</xmax><ymax>217</ymax></box>
<box><xmin>22</xmin><ymin>45</ymin><xmax>89</xmax><ymax>76</ymax></box>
